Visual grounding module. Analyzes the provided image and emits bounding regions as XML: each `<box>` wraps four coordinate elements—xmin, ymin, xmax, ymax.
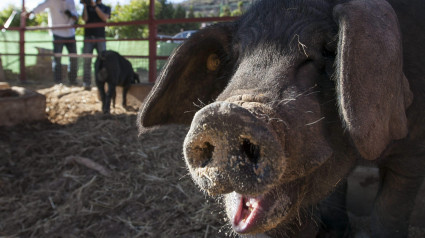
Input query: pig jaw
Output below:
<box><xmin>183</xmin><ymin>95</ymin><xmax>337</xmax><ymax>235</ymax></box>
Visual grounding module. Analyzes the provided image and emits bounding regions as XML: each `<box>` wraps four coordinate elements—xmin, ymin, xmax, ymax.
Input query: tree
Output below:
<box><xmin>0</xmin><ymin>5</ymin><xmax>43</xmax><ymax>28</ymax></box>
<box><xmin>231</xmin><ymin>1</ymin><xmax>244</xmax><ymax>16</ymax></box>
<box><xmin>187</xmin><ymin>5</ymin><xmax>195</xmax><ymax>18</ymax></box>
<box><xmin>107</xmin><ymin>0</ymin><xmax>161</xmax><ymax>39</ymax></box>
<box><xmin>172</xmin><ymin>5</ymin><xmax>186</xmax><ymax>32</ymax></box>
<box><xmin>219</xmin><ymin>5</ymin><xmax>231</xmax><ymax>17</ymax></box>
<box><xmin>33</xmin><ymin>11</ymin><xmax>48</xmax><ymax>27</ymax></box>
<box><xmin>173</xmin><ymin>5</ymin><xmax>186</xmax><ymax>19</ymax></box>
<box><xmin>157</xmin><ymin>0</ymin><xmax>174</xmax><ymax>20</ymax></box>
<box><xmin>185</xmin><ymin>5</ymin><xmax>200</xmax><ymax>31</ymax></box>
<box><xmin>157</xmin><ymin>0</ymin><xmax>176</xmax><ymax>35</ymax></box>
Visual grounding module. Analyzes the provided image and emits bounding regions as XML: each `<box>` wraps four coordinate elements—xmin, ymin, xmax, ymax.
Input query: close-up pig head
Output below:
<box><xmin>138</xmin><ymin>0</ymin><xmax>413</xmax><ymax>236</ymax></box>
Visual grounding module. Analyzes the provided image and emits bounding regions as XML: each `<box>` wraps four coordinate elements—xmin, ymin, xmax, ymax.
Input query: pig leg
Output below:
<box><xmin>122</xmin><ymin>84</ymin><xmax>130</xmax><ymax>109</ymax></box>
<box><xmin>317</xmin><ymin>180</ymin><xmax>350</xmax><ymax>238</ymax></box>
<box><xmin>96</xmin><ymin>80</ymin><xmax>108</xmax><ymax>113</ymax></box>
<box><xmin>111</xmin><ymin>84</ymin><xmax>116</xmax><ymax>108</ymax></box>
<box><xmin>371</xmin><ymin>156</ymin><xmax>425</xmax><ymax>238</ymax></box>
<box><xmin>105</xmin><ymin>83</ymin><xmax>116</xmax><ymax>113</ymax></box>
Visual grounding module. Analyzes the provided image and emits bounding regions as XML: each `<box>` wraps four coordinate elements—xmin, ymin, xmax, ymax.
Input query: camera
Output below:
<box><xmin>64</xmin><ymin>10</ymin><xmax>72</xmax><ymax>18</ymax></box>
<box><xmin>80</xmin><ymin>0</ymin><xmax>92</xmax><ymax>5</ymax></box>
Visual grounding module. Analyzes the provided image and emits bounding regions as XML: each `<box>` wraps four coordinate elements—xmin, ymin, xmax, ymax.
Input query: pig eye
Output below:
<box><xmin>206</xmin><ymin>53</ymin><xmax>220</xmax><ymax>71</ymax></box>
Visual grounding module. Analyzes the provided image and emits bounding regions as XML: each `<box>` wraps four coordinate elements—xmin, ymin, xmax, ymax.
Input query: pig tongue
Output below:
<box><xmin>232</xmin><ymin>194</ymin><xmax>262</xmax><ymax>233</ymax></box>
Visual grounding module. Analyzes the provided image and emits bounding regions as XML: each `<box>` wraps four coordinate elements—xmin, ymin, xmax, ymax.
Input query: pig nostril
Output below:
<box><xmin>241</xmin><ymin>139</ymin><xmax>260</xmax><ymax>164</ymax></box>
<box><xmin>198</xmin><ymin>142</ymin><xmax>215</xmax><ymax>168</ymax></box>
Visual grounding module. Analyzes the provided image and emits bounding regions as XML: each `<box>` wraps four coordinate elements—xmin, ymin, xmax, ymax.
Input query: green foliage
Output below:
<box><xmin>184</xmin><ymin>5</ymin><xmax>200</xmax><ymax>30</ymax></box>
<box><xmin>106</xmin><ymin>0</ymin><xmax>161</xmax><ymax>39</ymax></box>
<box><xmin>231</xmin><ymin>1</ymin><xmax>244</xmax><ymax>16</ymax></box>
<box><xmin>157</xmin><ymin>0</ymin><xmax>180</xmax><ymax>35</ymax></box>
<box><xmin>75</xmin><ymin>17</ymin><xmax>85</xmax><ymax>36</ymax></box>
<box><xmin>168</xmin><ymin>4</ymin><xmax>199</xmax><ymax>32</ymax></box>
<box><xmin>187</xmin><ymin>5</ymin><xmax>195</xmax><ymax>18</ymax></box>
<box><xmin>0</xmin><ymin>5</ymin><xmax>43</xmax><ymax>28</ymax></box>
<box><xmin>173</xmin><ymin>5</ymin><xmax>186</xmax><ymax>19</ymax></box>
<box><xmin>179</xmin><ymin>0</ymin><xmax>251</xmax><ymax>18</ymax></box>
<box><xmin>33</xmin><ymin>12</ymin><xmax>49</xmax><ymax>27</ymax></box>
<box><xmin>220</xmin><ymin>5</ymin><xmax>231</xmax><ymax>17</ymax></box>
<box><xmin>0</xmin><ymin>5</ymin><xmax>18</xmax><ymax>27</ymax></box>
<box><xmin>157</xmin><ymin>0</ymin><xmax>174</xmax><ymax>19</ymax></box>
<box><xmin>106</xmin><ymin>0</ymin><xmax>200</xmax><ymax>39</ymax></box>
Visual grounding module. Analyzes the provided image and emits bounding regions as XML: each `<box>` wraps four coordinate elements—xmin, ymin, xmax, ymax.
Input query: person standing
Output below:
<box><xmin>81</xmin><ymin>0</ymin><xmax>111</xmax><ymax>90</ymax></box>
<box><xmin>27</xmin><ymin>0</ymin><xmax>79</xmax><ymax>85</ymax></box>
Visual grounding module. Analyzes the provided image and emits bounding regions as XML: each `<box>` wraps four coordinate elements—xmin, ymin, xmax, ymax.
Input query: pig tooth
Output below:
<box><xmin>249</xmin><ymin>198</ymin><xmax>257</xmax><ymax>207</ymax></box>
<box><xmin>246</xmin><ymin>199</ymin><xmax>256</xmax><ymax>211</ymax></box>
<box><xmin>246</xmin><ymin>201</ymin><xmax>251</xmax><ymax>207</ymax></box>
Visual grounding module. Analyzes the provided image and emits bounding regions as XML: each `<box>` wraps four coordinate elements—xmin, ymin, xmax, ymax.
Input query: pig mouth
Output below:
<box><xmin>226</xmin><ymin>186</ymin><xmax>294</xmax><ymax>235</ymax></box>
<box><xmin>231</xmin><ymin>193</ymin><xmax>266</xmax><ymax>233</ymax></box>
<box><xmin>185</xmin><ymin>97</ymin><xmax>330</xmax><ymax>234</ymax></box>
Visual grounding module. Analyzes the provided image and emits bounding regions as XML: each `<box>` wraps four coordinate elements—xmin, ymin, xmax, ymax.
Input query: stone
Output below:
<box><xmin>0</xmin><ymin>86</ymin><xmax>46</xmax><ymax>126</ymax></box>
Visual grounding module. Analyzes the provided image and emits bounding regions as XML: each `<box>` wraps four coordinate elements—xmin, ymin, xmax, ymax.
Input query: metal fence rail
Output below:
<box><xmin>0</xmin><ymin>0</ymin><xmax>237</xmax><ymax>83</ymax></box>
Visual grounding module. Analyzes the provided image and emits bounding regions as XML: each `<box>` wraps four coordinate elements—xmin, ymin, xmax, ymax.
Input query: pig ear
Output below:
<box><xmin>138</xmin><ymin>23</ymin><xmax>236</xmax><ymax>130</ymax></box>
<box><xmin>333</xmin><ymin>0</ymin><xmax>413</xmax><ymax>160</ymax></box>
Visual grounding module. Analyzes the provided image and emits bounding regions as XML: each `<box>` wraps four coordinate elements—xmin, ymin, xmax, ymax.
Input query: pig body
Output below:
<box><xmin>95</xmin><ymin>50</ymin><xmax>139</xmax><ymax>114</ymax></box>
<box><xmin>139</xmin><ymin>0</ymin><xmax>425</xmax><ymax>237</ymax></box>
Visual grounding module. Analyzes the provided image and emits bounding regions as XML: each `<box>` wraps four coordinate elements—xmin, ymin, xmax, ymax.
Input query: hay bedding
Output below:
<box><xmin>1</xmin><ymin>83</ymin><xmax>424</xmax><ymax>238</ymax></box>
<box><xmin>0</xmin><ymin>84</ymin><xmax>230</xmax><ymax>238</ymax></box>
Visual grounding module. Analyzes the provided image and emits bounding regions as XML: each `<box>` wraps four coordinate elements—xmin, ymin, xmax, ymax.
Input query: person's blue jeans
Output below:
<box><xmin>53</xmin><ymin>34</ymin><xmax>78</xmax><ymax>84</ymax></box>
<box><xmin>83</xmin><ymin>36</ymin><xmax>106</xmax><ymax>86</ymax></box>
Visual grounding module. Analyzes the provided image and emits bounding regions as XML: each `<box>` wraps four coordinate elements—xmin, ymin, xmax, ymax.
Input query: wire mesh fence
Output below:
<box><xmin>0</xmin><ymin>0</ymin><xmax>241</xmax><ymax>86</ymax></box>
<box><xmin>0</xmin><ymin>29</ymin><xmax>180</xmax><ymax>84</ymax></box>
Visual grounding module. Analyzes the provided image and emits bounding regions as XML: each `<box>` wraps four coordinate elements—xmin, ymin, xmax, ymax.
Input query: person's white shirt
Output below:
<box><xmin>32</xmin><ymin>0</ymin><xmax>78</xmax><ymax>37</ymax></box>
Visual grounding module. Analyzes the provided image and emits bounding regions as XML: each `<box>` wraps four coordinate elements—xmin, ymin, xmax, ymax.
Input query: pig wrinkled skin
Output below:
<box><xmin>138</xmin><ymin>0</ymin><xmax>425</xmax><ymax>237</ymax></box>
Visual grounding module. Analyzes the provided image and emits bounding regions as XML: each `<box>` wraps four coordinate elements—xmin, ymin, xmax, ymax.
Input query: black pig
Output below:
<box><xmin>95</xmin><ymin>50</ymin><xmax>140</xmax><ymax>114</ymax></box>
<box><xmin>138</xmin><ymin>0</ymin><xmax>425</xmax><ymax>237</ymax></box>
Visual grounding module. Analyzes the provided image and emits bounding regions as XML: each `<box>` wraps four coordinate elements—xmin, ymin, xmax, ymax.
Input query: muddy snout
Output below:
<box><xmin>183</xmin><ymin>102</ymin><xmax>287</xmax><ymax>195</ymax></box>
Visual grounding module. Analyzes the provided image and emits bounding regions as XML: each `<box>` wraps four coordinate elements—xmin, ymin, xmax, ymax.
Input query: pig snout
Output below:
<box><xmin>183</xmin><ymin>101</ymin><xmax>287</xmax><ymax>196</ymax></box>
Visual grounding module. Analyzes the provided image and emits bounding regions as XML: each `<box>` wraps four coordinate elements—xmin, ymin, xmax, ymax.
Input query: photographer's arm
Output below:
<box><xmin>67</xmin><ymin>1</ymin><xmax>79</xmax><ymax>22</ymax></box>
<box><xmin>27</xmin><ymin>0</ymin><xmax>50</xmax><ymax>18</ymax></box>
<box><xmin>71</xmin><ymin>15</ymin><xmax>78</xmax><ymax>22</ymax></box>
<box><xmin>94</xmin><ymin>6</ymin><xmax>110</xmax><ymax>22</ymax></box>
<box><xmin>82</xmin><ymin>4</ymin><xmax>88</xmax><ymax>22</ymax></box>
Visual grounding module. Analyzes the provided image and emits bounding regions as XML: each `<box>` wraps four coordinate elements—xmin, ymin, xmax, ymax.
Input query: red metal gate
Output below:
<box><xmin>1</xmin><ymin>0</ymin><xmax>237</xmax><ymax>83</ymax></box>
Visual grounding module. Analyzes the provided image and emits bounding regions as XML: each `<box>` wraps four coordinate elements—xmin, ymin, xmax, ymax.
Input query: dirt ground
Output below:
<box><xmin>0</xmin><ymin>79</ymin><xmax>424</xmax><ymax>238</ymax></box>
<box><xmin>0</xmin><ymin>80</ymin><xmax>230</xmax><ymax>238</ymax></box>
